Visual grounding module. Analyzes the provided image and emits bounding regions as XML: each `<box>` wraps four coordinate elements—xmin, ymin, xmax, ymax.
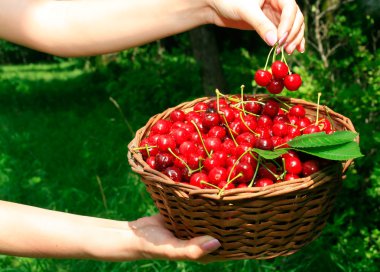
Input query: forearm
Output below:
<box><xmin>0</xmin><ymin>200</ymin><xmax>140</xmax><ymax>261</ymax></box>
<box><xmin>0</xmin><ymin>0</ymin><xmax>210</xmax><ymax>57</ymax></box>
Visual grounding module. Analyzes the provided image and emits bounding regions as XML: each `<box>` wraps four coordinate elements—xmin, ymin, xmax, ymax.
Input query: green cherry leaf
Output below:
<box><xmin>252</xmin><ymin>148</ymin><xmax>289</xmax><ymax>160</ymax></box>
<box><xmin>295</xmin><ymin>142</ymin><xmax>364</xmax><ymax>161</ymax></box>
<box><xmin>288</xmin><ymin>131</ymin><xmax>358</xmax><ymax>148</ymax></box>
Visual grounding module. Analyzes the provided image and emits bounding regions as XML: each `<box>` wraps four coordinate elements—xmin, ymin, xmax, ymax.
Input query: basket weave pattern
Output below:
<box><xmin>128</xmin><ymin>95</ymin><xmax>356</xmax><ymax>260</ymax></box>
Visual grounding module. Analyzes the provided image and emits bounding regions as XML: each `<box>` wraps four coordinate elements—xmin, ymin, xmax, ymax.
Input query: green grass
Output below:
<box><xmin>0</xmin><ymin>57</ymin><xmax>377</xmax><ymax>271</ymax></box>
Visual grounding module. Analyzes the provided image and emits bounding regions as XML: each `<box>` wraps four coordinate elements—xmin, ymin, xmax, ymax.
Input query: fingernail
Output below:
<box><xmin>278</xmin><ymin>32</ymin><xmax>288</xmax><ymax>45</ymax></box>
<box><xmin>265</xmin><ymin>31</ymin><xmax>277</xmax><ymax>46</ymax></box>
<box><xmin>201</xmin><ymin>237</ymin><xmax>221</xmax><ymax>252</ymax></box>
<box><xmin>286</xmin><ymin>44</ymin><xmax>296</xmax><ymax>54</ymax></box>
<box><xmin>300</xmin><ymin>40</ymin><xmax>306</xmax><ymax>53</ymax></box>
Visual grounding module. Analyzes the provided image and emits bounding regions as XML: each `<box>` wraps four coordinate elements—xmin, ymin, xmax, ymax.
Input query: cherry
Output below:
<box><xmin>163</xmin><ymin>166</ymin><xmax>182</xmax><ymax>182</ymax></box>
<box><xmin>171</xmin><ymin>128</ymin><xmax>191</xmax><ymax>145</ymax></box>
<box><xmin>204</xmin><ymin>137</ymin><xmax>222</xmax><ymax>153</ymax></box>
<box><xmin>235</xmin><ymin>162</ymin><xmax>254</xmax><ymax>183</ymax></box>
<box><xmin>208</xmin><ymin>126</ymin><xmax>226</xmax><ymax>139</ymax></box>
<box><xmin>244</xmin><ymin>97</ymin><xmax>262</xmax><ymax>114</ymax></box>
<box><xmin>226</xmin><ymin>156</ymin><xmax>238</xmax><ymax>168</ymax></box>
<box><xmin>202</xmin><ymin>112</ymin><xmax>220</xmax><ymax>128</ymax></box>
<box><xmin>193</xmin><ymin>102</ymin><xmax>208</xmax><ymax>112</ymax></box>
<box><xmin>255</xmin><ymin>137</ymin><xmax>274</xmax><ymax>150</ymax></box>
<box><xmin>151</xmin><ymin>120</ymin><xmax>172</xmax><ymax>135</ymax></box>
<box><xmin>289</xmin><ymin>105</ymin><xmax>306</xmax><ymax>118</ymax></box>
<box><xmin>266</xmin><ymin>78</ymin><xmax>284</xmax><ymax>94</ymax></box>
<box><xmin>240</xmin><ymin>119</ymin><xmax>257</xmax><ymax>134</ymax></box>
<box><xmin>272</xmin><ymin>122</ymin><xmax>288</xmax><ymax>137</ymax></box>
<box><xmin>271</xmin><ymin>60</ymin><xmax>289</xmax><ymax>79</ymax></box>
<box><xmin>208</xmin><ymin>167</ymin><xmax>228</xmax><ymax>185</ymax></box>
<box><xmin>187</xmin><ymin>153</ymin><xmax>201</xmax><ymax>169</ymax></box>
<box><xmin>302</xmin><ymin>160</ymin><xmax>320</xmax><ymax>177</ymax></box>
<box><xmin>157</xmin><ymin>134</ymin><xmax>177</xmax><ymax>153</ymax></box>
<box><xmin>179</xmin><ymin>141</ymin><xmax>197</xmax><ymax>155</ymax></box>
<box><xmin>254</xmin><ymin>69</ymin><xmax>272</xmax><ymax>87</ymax></box>
<box><xmin>170</xmin><ymin>110</ymin><xmax>186</xmax><ymax>122</ymax></box>
<box><xmin>190</xmin><ymin>172</ymin><xmax>208</xmax><ymax>188</ymax></box>
<box><xmin>284</xmin><ymin>156</ymin><xmax>302</xmax><ymax>175</ymax></box>
<box><xmin>298</xmin><ymin>117</ymin><xmax>311</xmax><ymax>129</ymax></box>
<box><xmin>284</xmin><ymin>173</ymin><xmax>300</xmax><ymax>181</ymax></box>
<box><xmin>284</xmin><ymin>73</ymin><xmax>302</xmax><ymax>91</ymax></box>
<box><xmin>257</xmin><ymin>115</ymin><xmax>273</xmax><ymax>128</ymax></box>
<box><xmin>146</xmin><ymin>156</ymin><xmax>156</xmax><ymax>169</ymax></box>
<box><xmin>155</xmin><ymin>152</ymin><xmax>174</xmax><ymax>171</ymax></box>
<box><xmin>219</xmin><ymin>106</ymin><xmax>236</xmax><ymax>123</ymax></box>
<box><xmin>287</xmin><ymin>126</ymin><xmax>301</xmax><ymax>138</ymax></box>
<box><xmin>236</xmin><ymin>132</ymin><xmax>257</xmax><ymax>147</ymax></box>
<box><xmin>262</xmin><ymin>99</ymin><xmax>280</xmax><ymax>118</ymax></box>
<box><xmin>255</xmin><ymin>178</ymin><xmax>274</xmax><ymax>187</ymax></box>
<box><xmin>303</xmin><ymin>124</ymin><xmax>321</xmax><ymax>134</ymax></box>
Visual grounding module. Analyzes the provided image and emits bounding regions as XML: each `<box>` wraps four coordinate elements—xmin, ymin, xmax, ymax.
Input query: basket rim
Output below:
<box><xmin>128</xmin><ymin>94</ymin><xmax>356</xmax><ymax>201</ymax></box>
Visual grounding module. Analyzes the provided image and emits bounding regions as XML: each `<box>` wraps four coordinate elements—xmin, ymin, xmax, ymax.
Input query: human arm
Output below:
<box><xmin>0</xmin><ymin>0</ymin><xmax>304</xmax><ymax>57</ymax></box>
<box><xmin>0</xmin><ymin>200</ymin><xmax>220</xmax><ymax>261</ymax></box>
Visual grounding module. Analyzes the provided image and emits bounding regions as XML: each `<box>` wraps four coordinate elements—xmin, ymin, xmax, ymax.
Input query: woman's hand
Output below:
<box><xmin>207</xmin><ymin>0</ymin><xmax>305</xmax><ymax>53</ymax></box>
<box><xmin>127</xmin><ymin>214</ymin><xmax>221</xmax><ymax>261</ymax></box>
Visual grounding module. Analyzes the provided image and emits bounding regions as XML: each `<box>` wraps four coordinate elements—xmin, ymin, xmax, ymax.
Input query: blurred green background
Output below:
<box><xmin>0</xmin><ymin>0</ymin><xmax>379</xmax><ymax>271</ymax></box>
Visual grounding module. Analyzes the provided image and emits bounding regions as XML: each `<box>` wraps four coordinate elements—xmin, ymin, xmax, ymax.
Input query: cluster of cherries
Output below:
<box><xmin>136</xmin><ymin>94</ymin><xmax>335</xmax><ymax>192</ymax></box>
<box><xmin>254</xmin><ymin>45</ymin><xmax>302</xmax><ymax>94</ymax></box>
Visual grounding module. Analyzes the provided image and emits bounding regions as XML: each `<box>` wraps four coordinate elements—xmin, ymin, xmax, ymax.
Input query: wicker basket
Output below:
<box><xmin>127</xmin><ymin>94</ymin><xmax>357</xmax><ymax>260</ymax></box>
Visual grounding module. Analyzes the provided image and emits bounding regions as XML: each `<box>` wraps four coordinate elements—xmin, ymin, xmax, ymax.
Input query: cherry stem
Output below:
<box><xmin>167</xmin><ymin>148</ymin><xmax>193</xmax><ymax>174</ymax></box>
<box><xmin>248</xmin><ymin>154</ymin><xmax>261</xmax><ymax>187</ymax></box>
<box><xmin>281</xmin><ymin>46</ymin><xmax>290</xmax><ymax>70</ymax></box>
<box><xmin>133</xmin><ymin>144</ymin><xmax>157</xmax><ymax>157</ymax></box>
<box><xmin>264</xmin><ymin>44</ymin><xmax>277</xmax><ymax>71</ymax></box>
<box><xmin>190</xmin><ymin>120</ymin><xmax>211</xmax><ymax>158</ymax></box>
<box><xmin>221</xmin><ymin>114</ymin><xmax>239</xmax><ymax>147</ymax></box>
<box><xmin>200</xmin><ymin>181</ymin><xmax>221</xmax><ymax>191</ymax></box>
<box><xmin>239</xmin><ymin>112</ymin><xmax>260</xmax><ymax>136</ymax></box>
<box><xmin>315</xmin><ymin>92</ymin><xmax>322</xmax><ymax>125</ymax></box>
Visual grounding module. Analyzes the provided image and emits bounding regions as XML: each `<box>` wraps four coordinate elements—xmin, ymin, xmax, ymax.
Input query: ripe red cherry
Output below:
<box><xmin>284</xmin><ymin>173</ymin><xmax>300</xmax><ymax>181</ymax></box>
<box><xmin>146</xmin><ymin>156</ymin><xmax>156</xmax><ymax>169</ymax></box>
<box><xmin>202</xmin><ymin>112</ymin><xmax>220</xmax><ymax>128</ymax></box>
<box><xmin>235</xmin><ymin>162</ymin><xmax>254</xmax><ymax>183</ymax></box>
<box><xmin>254</xmin><ymin>69</ymin><xmax>272</xmax><ymax>87</ymax></box>
<box><xmin>257</xmin><ymin>115</ymin><xmax>273</xmax><ymax>128</ymax></box>
<box><xmin>284</xmin><ymin>73</ymin><xmax>302</xmax><ymax>91</ymax></box>
<box><xmin>190</xmin><ymin>172</ymin><xmax>208</xmax><ymax>188</ymax></box>
<box><xmin>151</xmin><ymin>120</ymin><xmax>172</xmax><ymax>135</ymax></box>
<box><xmin>302</xmin><ymin>160</ymin><xmax>320</xmax><ymax>177</ymax></box>
<box><xmin>219</xmin><ymin>106</ymin><xmax>236</xmax><ymax>123</ymax></box>
<box><xmin>155</xmin><ymin>152</ymin><xmax>174</xmax><ymax>171</ymax></box>
<box><xmin>179</xmin><ymin>141</ymin><xmax>197</xmax><ymax>155</ymax></box>
<box><xmin>284</xmin><ymin>156</ymin><xmax>302</xmax><ymax>175</ymax></box>
<box><xmin>258</xmin><ymin>162</ymin><xmax>277</xmax><ymax>180</ymax></box>
<box><xmin>289</xmin><ymin>105</ymin><xmax>306</xmax><ymax>118</ymax></box>
<box><xmin>163</xmin><ymin>166</ymin><xmax>182</xmax><ymax>182</ymax></box>
<box><xmin>244</xmin><ymin>97</ymin><xmax>262</xmax><ymax>114</ymax></box>
<box><xmin>272</xmin><ymin>122</ymin><xmax>288</xmax><ymax>137</ymax></box>
<box><xmin>171</xmin><ymin>128</ymin><xmax>191</xmax><ymax>145</ymax></box>
<box><xmin>303</xmin><ymin>124</ymin><xmax>321</xmax><ymax>134</ymax></box>
<box><xmin>170</xmin><ymin>110</ymin><xmax>186</xmax><ymax>122</ymax></box>
<box><xmin>204</xmin><ymin>137</ymin><xmax>222</xmax><ymax>153</ymax></box>
<box><xmin>255</xmin><ymin>178</ymin><xmax>274</xmax><ymax>187</ymax></box>
<box><xmin>157</xmin><ymin>135</ymin><xmax>176</xmax><ymax>152</ymax></box>
<box><xmin>193</xmin><ymin>102</ymin><xmax>208</xmax><ymax>112</ymax></box>
<box><xmin>266</xmin><ymin>78</ymin><xmax>284</xmax><ymax>94</ymax></box>
<box><xmin>208</xmin><ymin>126</ymin><xmax>226</xmax><ymax>139</ymax></box>
<box><xmin>271</xmin><ymin>60</ymin><xmax>289</xmax><ymax>79</ymax></box>
<box><xmin>218</xmin><ymin>180</ymin><xmax>235</xmax><ymax>190</ymax></box>
<box><xmin>262</xmin><ymin>99</ymin><xmax>280</xmax><ymax>117</ymax></box>
<box><xmin>255</xmin><ymin>137</ymin><xmax>274</xmax><ymax>150</ymax></box>
<box><xmin>208</xmin><ymin>167</ymin><xmax>228</xmax><ymax>185</ymax></box>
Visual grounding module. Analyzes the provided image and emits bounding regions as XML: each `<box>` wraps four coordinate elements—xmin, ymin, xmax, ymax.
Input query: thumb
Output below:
<box><xmin>167</xmin><ymin>235</ymin><xmax>221</xmax><ymax>260</ymax></box>
<box><xmin>242</xmin><ymin>3</ymin><xmax>278</xmax><ymax>46</ymax></box>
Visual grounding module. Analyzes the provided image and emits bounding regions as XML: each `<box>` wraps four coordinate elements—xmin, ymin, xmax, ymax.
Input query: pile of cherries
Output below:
<box><xmin>136</xmin><ymin>94</ymin><xmax>335</xmax><ymax>192</ymax></box>
<box><xmin>254</xmin><ymin>45</ymin><xmax>302</xmax><ymax>94</ymax></box>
